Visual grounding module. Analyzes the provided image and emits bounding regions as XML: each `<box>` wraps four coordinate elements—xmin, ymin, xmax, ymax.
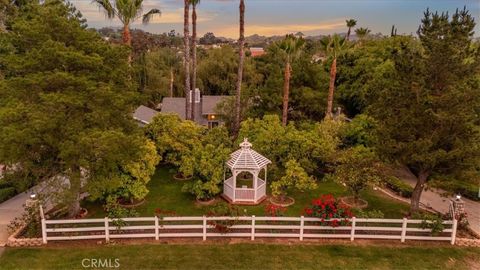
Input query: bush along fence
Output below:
<box><xmin>40</xmin><ymin>214</ymin><xmax>459</xmax><ymax>245</ymax></box>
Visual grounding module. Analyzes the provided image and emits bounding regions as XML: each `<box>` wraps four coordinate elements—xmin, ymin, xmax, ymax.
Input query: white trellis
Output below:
<box><xmin>222</xmin><ymin>138</ymin><xmax>271</xmax><ymax>204</ymax></box>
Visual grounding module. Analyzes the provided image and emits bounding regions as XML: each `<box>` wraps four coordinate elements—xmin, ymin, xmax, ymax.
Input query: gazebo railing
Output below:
<box><xmin>224</xmin><ymin>179</ymin><xmax>234</xmax><ymax>200</ymax></box>
<box><xmin>235</xmin><ymin>188</ymin><xmax>255</xmax><ymax>201</ymax></box>
<box><xmin>223</xmin><ymin>177</ymin><xmax>266</xmax><ymax>202</ymax></box>
<box><xmin>257</xmin><ymin>181</ymin><xmax>267</xmax><ymax>201</ymax></box>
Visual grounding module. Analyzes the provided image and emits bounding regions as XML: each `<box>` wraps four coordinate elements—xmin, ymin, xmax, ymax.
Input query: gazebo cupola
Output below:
<box><xmin>222</xmin><ymin>138</ymin><xmax>271</xmax><ymax>204</ymax></box>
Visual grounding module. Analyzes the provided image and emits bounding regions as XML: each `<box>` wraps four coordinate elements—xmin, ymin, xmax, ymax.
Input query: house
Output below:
<box><xmin>160</xmin><ymin>89</ymin><xmax>230</xmax><ymax>128</ymax></box>
<box><xmin>249</xmin><ymin>47</ymin><xmax>265</xmax><ymax>58</ymax></box>
<box><xmin>133</xmin><ymin>105</ymin><xmax>160</xmax><ymax>126</ymax></box>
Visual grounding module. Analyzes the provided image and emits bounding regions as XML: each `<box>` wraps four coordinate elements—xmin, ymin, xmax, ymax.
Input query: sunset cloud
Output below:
<box><xmin>212</xmin><ymin>20</ymin><xmax>347</xmax><ymax>38</ymax></box>
<box><xmin>71</xmin><ymin>0</ymin><xmax>479</xmax><ymax>37</ymax></box>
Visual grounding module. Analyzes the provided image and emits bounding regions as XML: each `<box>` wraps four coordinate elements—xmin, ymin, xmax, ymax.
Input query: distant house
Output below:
<box><xmin>160</xmin><ymin>89</ymin><xmax>230</xmax><ymax>128</ymax></box>
<box><xmin>249</xmin><ymin>47</ymin><xmax>265</xmax><ymax>58</ymax></box>
<box><xmin>133</xmin><ymin>105</ymin><xmax>160</xmax><ymax>126</ymax></box>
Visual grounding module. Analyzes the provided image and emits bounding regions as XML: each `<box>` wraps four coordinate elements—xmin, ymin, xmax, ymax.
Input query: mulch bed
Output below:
<box><xmin>339</xmin><ymin>196</ymin><xmax>368</xmax><ymax>209</ymax></box>
<box><xmin>269</xmin><ymin>196</ymin><xmax>295</xmax><ymax>207</ymax></box>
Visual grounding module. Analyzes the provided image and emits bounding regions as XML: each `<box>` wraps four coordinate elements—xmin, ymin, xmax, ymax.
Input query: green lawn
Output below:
<box><xmin>83</xmin><ymin>167</ymin><xmax>410</xmax><ymax>218</ymax></box>
<box><xmin>0</xmin><ymin>243</ymin><xmax>478</xmax><ymax>270</ymax></box>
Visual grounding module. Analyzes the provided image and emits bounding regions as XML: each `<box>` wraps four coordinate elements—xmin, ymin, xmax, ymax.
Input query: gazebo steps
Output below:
<box><xmin>221</xmin><ymin>194</ymin><xmax>267</xmax><ymax>206</ymax></box>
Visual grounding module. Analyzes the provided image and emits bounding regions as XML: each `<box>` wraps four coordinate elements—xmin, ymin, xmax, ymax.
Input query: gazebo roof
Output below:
<box><xmin>226</xmin><ymin>138</ymin><xmax>271</xmax><ymax>170</ymax></box>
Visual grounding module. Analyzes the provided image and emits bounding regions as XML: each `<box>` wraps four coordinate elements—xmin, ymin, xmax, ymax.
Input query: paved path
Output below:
<box><xmin>394</xmin><ymin>169</ymin><xmax>480</xmax><ymax>237</ymax></box>
<box><xmin>0</xmin><ymin>189</ymin><xmax>36</xmax><ymax>246</ymax></box>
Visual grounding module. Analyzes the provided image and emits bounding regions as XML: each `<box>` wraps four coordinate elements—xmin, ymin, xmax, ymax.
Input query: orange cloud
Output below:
<box><xmin>211</xmin><ymin>20</ymin><xmax>346</xmax><ymax>38</ymax></box>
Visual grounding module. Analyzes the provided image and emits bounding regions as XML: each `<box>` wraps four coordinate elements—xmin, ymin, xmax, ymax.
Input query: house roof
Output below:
<box><xmin>201</xmin><ymin>96</ymin><xmax>230</xmax><ymax>115</ymax></box>
<box><xmin>226</xmin><ymin>138</ymin><xmax>271</xmax><ymax>170</ymax></box>
<box><xmin>133</xmin><ymin>105</ymin><xmax>160</xmax><ymax>125</ymax></box>
<box><xmin>160</xmin><ymin>97</ymin><xmax>187</xmax><ymax>120</ymax></box>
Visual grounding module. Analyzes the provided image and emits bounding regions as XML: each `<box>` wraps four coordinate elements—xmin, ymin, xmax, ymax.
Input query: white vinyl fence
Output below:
<box><xmin>41</xmin><ymin>215</ymin><xmax>458</xmax><ymax>245</ymax></box>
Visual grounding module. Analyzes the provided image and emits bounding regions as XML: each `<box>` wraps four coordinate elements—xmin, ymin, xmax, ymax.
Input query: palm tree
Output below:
<box><xmin>355</xmin><ymin>27</ymin><xmax>371</xmax><ymax>41</ymax></box>
<box><xmin>93</xmin><ymin>0</ymin><xmax>160</xmax><ymax>46</ymax></box>
<box><xmin>183</xmin><ymin>0</ymin><xmax>191</xmax><ymax>120</ymax></box>
<box><xmin>321</xmin><ymin>34</ymin><xmax>347</xmax><ymax>118</ymax></box>
<box><xmin>233</xmin><ymin>0</ymin><xmax>245</xmax><ymax>136</ymax></box>
<box><xmin>345</xmin><ymin>19</ymin><xmax>357</xmax><ymax>41</ymax></box>
<box><xmin>278</xmin><ymin>34</ymin><xmax>305</xmax><ymax>126</ymax></box>
<box><xmin>190</xmin><ymin>0</ymin><xmax>200</xmax><ymax>121</ymax></box>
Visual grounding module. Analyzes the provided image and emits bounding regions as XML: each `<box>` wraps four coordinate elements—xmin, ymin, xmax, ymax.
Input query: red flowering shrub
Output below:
<box><xmin>303</xmin><ymin>194</ymin><xmax>353</xmax><ymax>227</ymax></box>
<box><xmin>264</xmin><ymin>203</ymin><xmax>287</xmax><ymax>217</ymax></box>
<box><xmin>206</xmin><ymin>202</ymin><xmax>240</xmax><ymax>234</ymax></box>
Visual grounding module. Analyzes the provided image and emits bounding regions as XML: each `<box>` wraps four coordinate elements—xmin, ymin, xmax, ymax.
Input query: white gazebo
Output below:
<box><xmin>222</xmin><ymin>138</ymin><xmax>271</xmax><ymax>205</ymax></box>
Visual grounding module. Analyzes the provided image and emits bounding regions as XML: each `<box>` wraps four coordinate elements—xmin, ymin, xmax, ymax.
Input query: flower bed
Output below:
<box><xmin>7</xmin><ymin>224</ymin><xmax>43</xmax><ymax>247</ymax></box>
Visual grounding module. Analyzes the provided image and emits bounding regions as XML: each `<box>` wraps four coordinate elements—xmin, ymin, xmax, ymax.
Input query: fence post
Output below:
<box><xmin>104</xmin><ymin>217</ymin><xmax>110</xmax><ymax>242</ymax></box>
<box><xmin>203</xmin><ymin>216</ymin><xmax>207</xmax><ymax>241</ymax></box>
<box><xmin>350</xmin><ymin>217</ymin><xmax>356</xmax><ymax>241</ymax></box>
<box><xmin>401</xmin><ymin>217</ymin><xmax>408</xmax><ymax>243</ymax></box>
<box><xmin>155</xmin><ymin>216</ymin><xmax>159</xmax><ymax>240</ymax></box>
<box><xmin>251</xmin><ymin>215</ymin><xmax>255</xmax><ymax>240</ymax></box>
<box><xmin>450</xmin><ymin>218</ymin><xmax>458</xmax><ymax>245</ymax></box>
<box><xmin>41</xmin><ymin>218</ymin><xmax>47</xmax><ymax>244</ymax></box>
<box><xmin>299</xmin><ymin>216</ymin><xmax>304</xmax><ymax>241</ymax></box>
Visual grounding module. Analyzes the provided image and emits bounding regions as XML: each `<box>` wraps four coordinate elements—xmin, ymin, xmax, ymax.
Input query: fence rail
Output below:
<box><xmin>40</xmin><ymin>215</ymin><xmax>458</xmax><ymax>245</ymax></box>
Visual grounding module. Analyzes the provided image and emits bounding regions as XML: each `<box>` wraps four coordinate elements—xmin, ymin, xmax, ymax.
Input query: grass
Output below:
<box><xmin>83</xmin><ymin>167</ymin><xmax>411</xmax><ymax>218</ymax></box>
<box><xmin>0</xmin><ymin>243</ymin><xmax>478</xmax><ymax>269</ymax></box>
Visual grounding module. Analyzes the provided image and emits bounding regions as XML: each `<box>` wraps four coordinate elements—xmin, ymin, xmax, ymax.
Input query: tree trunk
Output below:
<box><xmin>183</xmin><ymin>0</ymin><xmax>191</xmax><ymax>120</ymax></box>
<box><xmin>326</xmin><ymin>57</ymin><xmax>337</xmax><ymax>118</ymax></box>
<box><xmin>346</xmin><ymin>27</ymin><xmax>351</xmax><ymax>41</ymax></box>
<box><xmin>122</xmin><ymin>24</ymin><xmax>131</xmax><ymax>46</ymax></box>
<box><xmin>67</xmin><ymin>166</ymin><xmax>82</xmax><ymax>218</ymax></box>
<box><xmin>123</xmin><ymin>24</ymin><xmax>132</xmax><ymax>63</ymax></box>
<box><xmin>282</xmin><ymin>61</ymin><xmax>291</xmax><ymax>126</ymax></box>
<box><xmin>191</xmin><ymin>4</ymin><xmax>198</xmax><ymax>121</ymax></box>
<box><xmin>233</xmin><ymin>0</ymin><xmax>245</xmax><ymax>137</ymax></box>
<box><xmin>410</xmin><ymin>170</ymin><xmax>429</xmax><ymax>213</ymax></box>
<box><xmin>169</xmin><ymin>68</ymin><xmax>174</xmax><ymax>97</ymax></box>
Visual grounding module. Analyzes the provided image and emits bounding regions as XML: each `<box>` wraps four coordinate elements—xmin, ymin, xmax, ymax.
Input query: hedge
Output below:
<box><xmin>431</xmin><ymin>180</ymin><xmax>479</xmax><ymax>202</ymax></box>
<box><xmin>0</xmin><ymin>187</ymin><xmax>16</xmax><ymax>203</ymax></box>
<box><xmin>383</xmin><ymin>176</ymin><xmax>413</xmax><ymax>198</ymax></box>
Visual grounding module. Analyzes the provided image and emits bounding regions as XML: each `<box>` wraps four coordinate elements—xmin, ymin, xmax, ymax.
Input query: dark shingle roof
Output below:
<box><xmin>160</xmin><ymin>96</ymin><xmax>231</xmax><ymax>124</ymax></box>
<box><xmin>201</xmin><ymin>96</ymin><xmax>230</xmax><ymax>115</ymax></box>
<box><xmin>133</xmin><ymin>105</ymin><xmax>160</xmax><ymax>125</ymax></box>
<box><xmin>160</xmin><ymin>97</ymin><xmax>187</xmax><ymax>120</ymax></box>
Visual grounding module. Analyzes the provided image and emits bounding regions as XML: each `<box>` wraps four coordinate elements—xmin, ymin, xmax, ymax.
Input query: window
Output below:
<box><xmin>208</xmin><ymin>121</ymin><xmax>219</xmax><ymax>129</ymax></box>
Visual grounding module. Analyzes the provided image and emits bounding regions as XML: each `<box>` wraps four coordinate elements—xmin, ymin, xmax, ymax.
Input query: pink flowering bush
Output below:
<box><xmin>303</xmin><ymin>194</ymin><xmax>353</xmax><ymax>227</ymax></box>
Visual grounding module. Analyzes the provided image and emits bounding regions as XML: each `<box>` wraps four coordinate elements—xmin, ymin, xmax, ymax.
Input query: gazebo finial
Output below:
<box><xmin>239</xmin><ymin>138</ymin><xmax>252</xmax><ymax>149</ymax></box>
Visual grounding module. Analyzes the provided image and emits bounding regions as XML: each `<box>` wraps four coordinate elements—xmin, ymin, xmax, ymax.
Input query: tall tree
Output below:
<box><xmin>190</xmin><ymin>0</ymin><xmax>200</xmax><ymax>121</ymax></box>
<box><xmin>93</xmin><ymin>0</ymin><xmax>160</xmax><ymax>46</ymax></box>
<box><xmin>183</xmin><ymin>0</ymin><xmax>191</xmax><ymax>120</ymax></box>
<box><xmin>278</xmin><ymin>34</ymin><xmax>305</xmax><ymax>126</ymax></box>
<box><xmin>345</xmin><ymin>19</ymin><xmax>357</xmax><ymax>41</ymax></box>
<box><xmin>368</xmin><ymin>8</ymin><xmax>480</xmax><ymax>213</ymax></box>
<box><xmin>233</xmin><ymin>0</ymin><xmax>245</xmax><ymax>136</ymax></box>
<box><xmin>0</xmin><ymin>0</ymin><xmax>147</xmax><ymax>217</ymax></box>
<box><xmin>355</xmin><ymin>27</ymin><xmax>371</xmax><ymax>41</ymax></box>
<box><xmin>321</xmin><ymin>34</ymin><xmax>347</xmax><ymax>117</ymax></box>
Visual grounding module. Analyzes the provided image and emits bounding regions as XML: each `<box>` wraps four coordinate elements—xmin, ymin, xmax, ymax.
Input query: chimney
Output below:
<box><xmin>189</xmin><ymin>88</ymin><xmax>201</xmax><ymax>103</ymax></box>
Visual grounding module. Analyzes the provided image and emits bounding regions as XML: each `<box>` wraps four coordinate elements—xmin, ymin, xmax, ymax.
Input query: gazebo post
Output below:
<box><xmin>265</xmin><ymin>167</ymin><xmax>267</xmax><ymax>183</ymax></box>
<box><xmin>232</xmin><ymin>170</ymin><xmax>236</xmax><ymax>202</ymax></box>
<box><xmin>253</xmin><ymin>170</ymin><xmax>258</xmax><ymax>202</ymax></box>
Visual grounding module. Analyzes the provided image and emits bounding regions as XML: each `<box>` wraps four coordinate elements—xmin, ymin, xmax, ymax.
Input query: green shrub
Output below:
<box><xmin>430</xmin><ymin>179</ymin><xmax>479</xmax><ymax>202</ymax></box>
<box><xmin>353</xmin><ymin>209</ymin><xmax>385</xmax><ymax>218</ymax></box>
<box><xmin>383</xmin><ymin>176</ymin><xmax>413</xmax><ymax>198</ymax></box>
<box><xmin>0</xmin><ymin>187</ymin><xmax>16</xmax><ymax>203</ymax></box>
<box><xmin>0</xmin><ymin>179</ymin><xmax>11</xmax><ymax>189</ymax></box>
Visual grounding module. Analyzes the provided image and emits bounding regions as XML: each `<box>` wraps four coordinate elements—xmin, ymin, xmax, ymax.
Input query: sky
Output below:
<box><xmin>72</xmin><ymin>0</ymin><xmax>480</xmax><ymax>38</ymax></box>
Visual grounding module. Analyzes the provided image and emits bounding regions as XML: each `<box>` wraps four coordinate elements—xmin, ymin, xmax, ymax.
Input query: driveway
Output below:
<box><xmin>0</xmin><ymin>190</ymin><xmax>36</xmax><ymax>246</ymax></box>
<box><xmin>395</xmin><ymin>169</ymin><xmax>480</xmax><ymax>237</ymax></box>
